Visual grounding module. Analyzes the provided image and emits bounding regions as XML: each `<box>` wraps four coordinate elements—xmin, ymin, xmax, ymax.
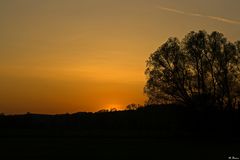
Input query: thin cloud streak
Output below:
<box><xmin>157</xmin><ymin>6</ymin><xmax>240</xmax><ymax>25</ymax></box>
<box><xmin>207</xmin><ymin>16</ymin><xmax>240</xmax><ymax>24</ymax></box>
<box><xmin>157</xmin><ymin>6</ymin><xmax>185</xmax><ymax>14</ymax></box>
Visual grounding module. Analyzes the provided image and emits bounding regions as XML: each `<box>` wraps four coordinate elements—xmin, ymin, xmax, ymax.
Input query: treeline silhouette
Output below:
<box><xmin>0</xmin><ymin>104</ymin><xmax>239</xmax><ymax>138</ymax></box>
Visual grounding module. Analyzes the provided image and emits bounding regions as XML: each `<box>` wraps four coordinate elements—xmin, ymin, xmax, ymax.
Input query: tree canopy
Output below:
<box><xmin>145</xmin><ymin>30</ymin><xmax>240</xmax><ymax>110</ymax></box>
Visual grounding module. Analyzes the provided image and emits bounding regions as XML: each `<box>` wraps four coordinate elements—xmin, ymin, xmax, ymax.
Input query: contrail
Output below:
<box><xmin>157</xmin><ymin>6</ymin><xmax>240</xmax><ymax>25</ymax></box>
<box><xmin>157</xmin><ymin>6</ymin><xmax>185</xmax><ymax>15</ymax></box>
<box><xmin>207</xmin><ymin>16</ymin><xmax>240</xmax><ymax>24</ymax></box>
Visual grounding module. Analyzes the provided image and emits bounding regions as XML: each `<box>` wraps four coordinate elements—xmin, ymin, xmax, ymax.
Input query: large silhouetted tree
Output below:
<box><xmin>145</xmin><ymin>30</ymin><xmax>240</xmax><ymax>110</ymax></box>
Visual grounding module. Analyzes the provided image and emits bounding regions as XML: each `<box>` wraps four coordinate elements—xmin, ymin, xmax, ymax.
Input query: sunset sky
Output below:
<box><xmin>0</xmin><ymin>0</ymin><xmax>240</xmax><ymax>114</ymax></box>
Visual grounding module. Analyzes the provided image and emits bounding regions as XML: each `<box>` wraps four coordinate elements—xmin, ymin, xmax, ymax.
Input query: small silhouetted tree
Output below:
<box><xmin>145</xmin><ymin>30</ymin><xmax>240</xmax><ymax>110</ymax></box>
<box><xmin>126</xmin><ymin>104</ymin><xmax>141</xmax><ymax>110</ymax></box>
<box><xmin>110</xmin><ymin>108</ymin><xmax>118</xmax><ymax>112</ymax></box>
<box><xmin>97</xmin><ymin>109</ymin><xmax>109</xmax><ymax>113</ymax></box>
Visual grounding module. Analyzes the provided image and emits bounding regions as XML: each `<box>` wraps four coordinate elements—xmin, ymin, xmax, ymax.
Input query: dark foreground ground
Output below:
<box><xmin>0</xmin><ymin>129</ymin><xmax>239</xmax><ymax>160</ymax></box>
<box><xmin>0</xmin><ymin>105</ymin><xmax>240</xmax><ymax>159</ymax></box>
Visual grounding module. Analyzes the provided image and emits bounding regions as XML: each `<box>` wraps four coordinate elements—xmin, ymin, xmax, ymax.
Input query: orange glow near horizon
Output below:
<box><xmin>0</xmin><ymin>0</ymin><xmax>240</xmax><ymax>114</ymax></box>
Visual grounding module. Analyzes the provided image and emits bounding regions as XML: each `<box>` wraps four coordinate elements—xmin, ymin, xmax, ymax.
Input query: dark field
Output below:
<box><xmin>0</xmin><ymin>129</ymin><xmax>239</xmax><ymax>160</ymax></box>
<box><xmin>0</xmin><ymin>105</ymin><xmax>240</xmax><ymax>160</ymax></box>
